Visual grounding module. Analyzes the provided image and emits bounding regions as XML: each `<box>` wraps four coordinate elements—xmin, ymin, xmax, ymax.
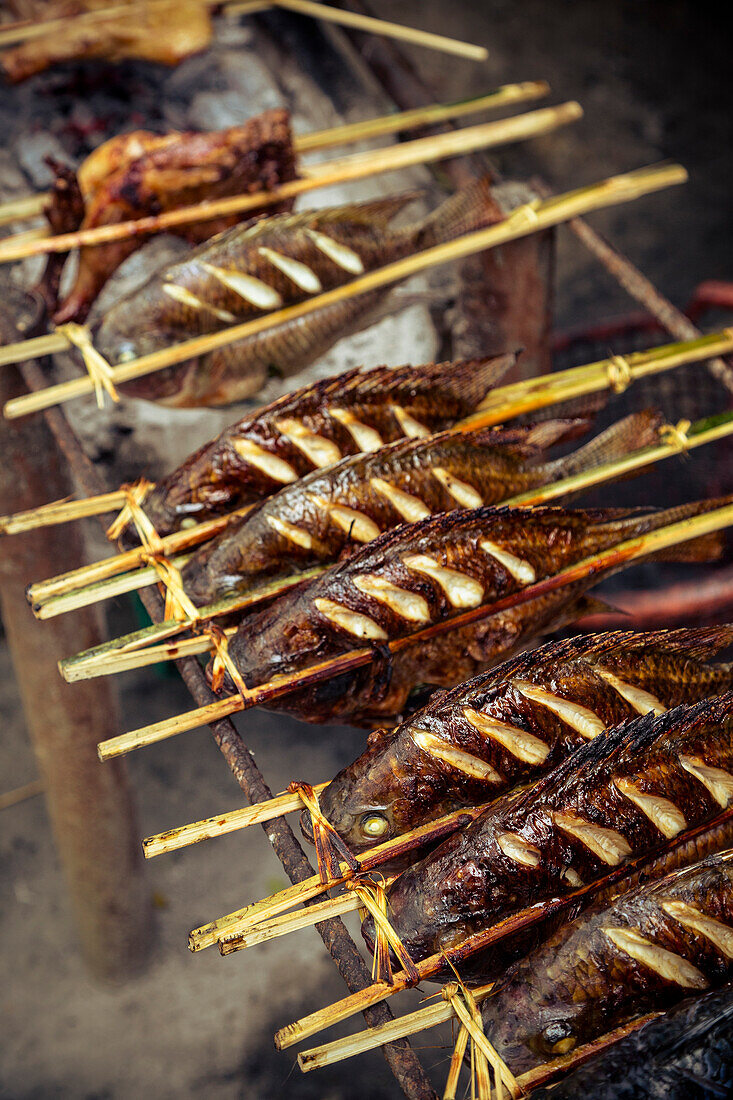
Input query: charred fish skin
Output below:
<box><xmin>93</xmin><ymin>180</ymin><xmax>501</xmax><ymax>404</ymax></box>
<box><xmin>181</xmin><ymin>408</ymin><xmax>654</xmax><ymax>605</ymax></box>
<box><xmin>140</xmin><ymin>353</ymin><xmax>517</xmax><ymax>535</ymax></box>
<box><xmin>479</xmin><ymin>853</ymin><xmax>733</xmax><ymax>1076</ymax></box>
<box><xmin>208</xmin><ymin>499</ymin><xmax>725</xmax><ymax>726</ymax></box>
<box><xmin>317</xmin><ymin>626</ymin><xmax>733</xmax><ymax>853</ymax></box>
<box><xmin>526</xmin><ymin>984</ymin><xmax>733</xmax><ymax>1100</ymax></box>
<box><xmin>381</xmin><ymin>693</ymin><xmax>733</xmax><ymax>965</ymax></box>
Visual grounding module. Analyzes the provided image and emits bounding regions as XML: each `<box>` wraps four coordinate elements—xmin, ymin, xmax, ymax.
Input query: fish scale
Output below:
<box><xmin>317</xmin><ymin>625</ymin><xmax>733</xmax><ymax>854</ymax></box>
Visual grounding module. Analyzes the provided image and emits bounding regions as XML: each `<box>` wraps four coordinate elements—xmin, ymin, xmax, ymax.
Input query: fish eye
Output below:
<box><xmin>541</xmin><ymin>1022</ymin><xmax>575</xmax><ymax>1054</ymax></box>
<box><xmin>116</xmin><ymin>343</ymin><xmax>137</xmax><ymax>363</ymax></box>
<box><xmin>360</xmin><ymin>812</ymin><xmax>389</xmax><ymax>839</ymax></box>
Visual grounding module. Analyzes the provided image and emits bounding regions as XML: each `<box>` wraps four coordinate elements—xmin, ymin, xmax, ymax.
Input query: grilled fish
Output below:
<box><xmin>380</xmin><ymin>693</ymin><xmax>733</xmax><ymax>966</ymax></box>
<box><xmin>94</xmin><ymin>180</ymin><xmax>501</xmax><ymax>406</ymax></box>
<box><xmin>141</xmin><ymin>353</ymin><xmax>517</xmax><ymax>537</ymax></box>
<box><xmin>480</xmin><ymin>851</ymin><xmax>733</xmax><ymax>1075</ymax></box>
<box><xmin>526</xmin><ymin>983</ymin><xmax>733</xmax><ymax>1100</ymax></box>
<box><xmin>53</xmin><ymin>110</ymin><xmax>299</xmax><ymax>324</ymax></box>
<box><xmin>209</xmin><ymin>499</ymin><xmax>725</xmax><ymax>726</ymax></box>
<box><xmin>0</xmin><ymin>0</ymin><xmax>212</xmax><ymax>84</ymax></box>
<box><xmin>182</xmin><ymin>409</ymin><xmax>661</xmax><ymax>606</ymax></box>
<box><xmin>317</xmin><ymin>626</ymin><xmax>733</xmax><ymax>853</ymax></box>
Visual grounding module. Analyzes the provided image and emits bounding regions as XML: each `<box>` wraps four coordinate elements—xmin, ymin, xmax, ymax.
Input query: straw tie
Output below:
<box><xmin>289</xmin><ymin>780</ymin><xmax>360</xmax><ymax>884</ymax></box>
<box><xmin>208</xmin><ymin>624</ymin><xmax>249</xmax><ymax>696</ymax></box>
<box><xmin>506</xmin><ymin>197</ymin><xmax>541</xmax><ymax>231</ymax></box>
<box><xmin>660</xmin><ymin>417</ymin><xmax>692</xmax><ymax>453</ymax></box>
<box><xmin>56</xmin><ymin>322</ymin><xmax>119</xmax><ymax>408</ymax></box>
<box><xmin>348</xmin><ymin>875</ymin><xmax>420</xmax><ymax>986</ymax></box>
<box><xmin>106</xmin><ymin>478</ymin><xmax>198</xmax><ymax>621</ymax></box>
<box><xmin>606</xmin><ymin>353</ymin><xmax>632</xmax><ymax>394</ymax></box>
<box><xmin>442</xmin><ymin>972</ymin><xmax>522</xmax><ymax>1100</ymax></box>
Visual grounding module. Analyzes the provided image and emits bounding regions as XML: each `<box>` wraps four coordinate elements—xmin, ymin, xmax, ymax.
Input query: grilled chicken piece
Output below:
<box><xmin>380</xmin><ymin>693</ymin><xmax>733</xmax><ymax>967</ymax></box>
<box><xmin>93</xmin><ymin>179</ymin><xmax>502</xmax><ymax>406</ymax></box>
<box><xmin>139</xmin><ymin>353</ymin><xmax>518</xmax><ymax>536</ymax></box>
<box><xmin>208</xmin><ymin>499</ymin><xmax>725</xmax><ymax>727</ymax></box>
<box><xmin>318</xmin><ymin>625</ymin><xmax>733</xmax><ymax>853</ymax></box>
<box><xmin>51</xmin><ymin>109</ymin><xmax>298</xmax><ymax>324</ymax></box>
<box><xmin>0</xmin><ymin>0</ymin><xmax>212</xmax><ymax>84</ymax></box>
<box><xmin>480</xmin><ymin>851</ymin><xmax>733</xmax><ymax>1074</ymax></box>
<box><xmin>182</xmin><ymin>410</ymin><xmax>661</xmax><ymax>606</ymax></box>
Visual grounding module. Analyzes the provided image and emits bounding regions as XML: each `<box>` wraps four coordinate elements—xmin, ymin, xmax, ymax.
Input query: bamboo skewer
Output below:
<box><xmin>189</xmin><ymin>804</ymin><xmax>484</xmax><ymax>951</ymax></box>
<box><xmin>0</xmin><ymin>0</ymin><xmax>488</xmax><ymax>60</ymax></box>
<box><xmin>0</xmin><ymin>84</ymin><xmax>549</xmax><ymax>231</ymax></box>
<box><xmin>275</xmin><ymin>807</ymin><xmax>733</xmax><ymax>1050</ymax></box>
<box><xmin>0</xmin><ymin>777</ymin><xmax>44</xmax><ymax>812</ymax></box>
<box><xmin>94</xmin><ymin>499</ymin><xmax>733</xmax><ymax>762</ymax></box>
<box><xmin>2</xmin><ymin>163</ymin><xmax>686</xmax><ymax>420</ymax></box>
<box><xmin>0</xmin><ymin>104</ymin><xmax>579</xmax><ymax>269</ymax></box>
<box><xmin>33</xmin><ymin>552</ymin><xmax>192</xmax><ymax>619</ymax></box>
<box><xmin>28</xmin><ymin>505</ymin><xmax>253</xmax><ymax>609</ymax></box>
<box><xmin>265</xmin><ymin>0</ymin><xmax>487</xmax><ymax>60</ymax></box>
<box><xmin>142</xmin><ymin>781</ymin><xmax>329</xmax><ymax>858</ymax></box>
<box><xmin>0</xmin><ymin>488</ymin><xmax>129</xmax><ymax>535</ymax></box>
<box><xmin>60</xmin><ymin>565</ymin><xmax>328</xmax><ymax>683</ymax></box>
<box><xmin>57</xmin><ymin>407</ymin><xmax>733</xmax><ymax>680</ymax></box>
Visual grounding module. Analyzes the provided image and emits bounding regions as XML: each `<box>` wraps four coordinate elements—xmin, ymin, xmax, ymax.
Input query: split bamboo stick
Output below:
<box><xmin>60</xmin><ymin>565</ymin><xmax>328</xmax><ymax>683</ymax></box>
<box><xmin>0</xmin><ymin>103</ymin><xmax>579</xmax><ymax>269</ymax></box>
<box><xmin>61</xmin><ymin>406</ymin><xmax>733</xmax><ymax>679</ymax></box>
<box><xmin>33</xmin><ymin>552</ymin><xmax>191</xmax><ymax>620</ymax></box>
<box><xmin>142</xmin><ymin>780</ymin><xmax>329</xmax><ymax>858</ymax></box>
<box><xmin>2</xmin><ymin>162</ymin><xmax>685</xmax><ymax>421</ymax></box>
<box><xmin>0</xmin><ymin>488</ymin><xmax>128</xmax><ymax>535</ymax></box>
<box><xmin>27</xmin><ymin>506</ymin><xmax>252</xmax><ymax>606</ymax></box>
<box><xmin>266</xmin><ymin>0</ymin><xmax>487</xmax><ymax>60</ymax></box>
<box><xmin>275</xmin><ymin>811</ymin><xmax>733</xmax><ymax>1050</ymax></box>
<box><xmin>189</xmin><ymin>803</ymin><xmax>483</xmax><ymax>950</ymax></box>
<box><xmin>297</xmin><ymin>983</ymin><xmax>495</xmax><ymax>1072</ymax></box>
<box><xmin>0</xmin><ymin>777</ymin><xmax>44</xmax><ymax>812</ymax></box>
<box><xmin>0</xmin><ymin>84</ymin><xmax>549</xmax><ymax>232</ymax></box>
<box><xmin>95</xmin><ymin>498</ymin><xmax>733</xmax><ymax>762</ymax></box>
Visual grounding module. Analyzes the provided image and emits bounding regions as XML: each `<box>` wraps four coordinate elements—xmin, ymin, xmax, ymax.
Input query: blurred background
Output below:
<box><xmin>1</xmin><ymin>2</ymin><xmax>731</xmax><ymax>1098</ymax></box>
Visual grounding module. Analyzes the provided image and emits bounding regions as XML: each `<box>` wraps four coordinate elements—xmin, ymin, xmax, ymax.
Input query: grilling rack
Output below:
<box><xmin>2</xmin><ymin>5</ymin><xmax>733</xmax><ymax>1098</ymax></box>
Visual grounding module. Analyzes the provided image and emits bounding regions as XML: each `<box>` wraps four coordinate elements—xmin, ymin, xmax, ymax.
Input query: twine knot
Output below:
<box><xmin>57</xmin><ymin>322</ymin><xmax>119</xmax><ymax>408</ymax></box>
<box><xmin>511</xmin><ymin>198</ymin><xmax>541</xmax><ymax>230</ymax></box>
<box><xmin>442</xmin><ymin>965</ymin><xmax>522</xmax><ymax>1100</ymax></box>
<box><xmin>606</xmin><ymin>353</ymin><xmax>632</xmax><ymax>394</ymax></box>
<box><xmin>348</xmin><ymin>874</ymin><xmax>420</xmax><ymax>986</ymax></box>
<box><xmin>289</xmin><ymin>780</ymin><xmax>359</xmax><ymax>885</ymax></box>
<box><xmin>660</xmin><ymin>418</ymin><xmax>692</xmax><ymax>453</ymax></box>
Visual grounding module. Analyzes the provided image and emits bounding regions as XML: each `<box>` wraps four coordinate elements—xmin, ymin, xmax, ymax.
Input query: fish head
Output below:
<box><xmin>94</xmin><ymin>298</ymin><xmax>170</xmax><ymax>366</ymax></box>
<box><xmin>480</xmin><ymin>975</ymin><xmax>586</xmax><ymax>1073</ymax></box>
<box><xmin>316</xmin><ymin>720</ymin><xmax>468</xmax><ymax>854</ymax></box>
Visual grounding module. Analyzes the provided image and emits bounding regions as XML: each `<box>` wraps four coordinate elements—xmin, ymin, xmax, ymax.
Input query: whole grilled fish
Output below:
<box><xmin>208</xmin><ymin>499</ymin><xmax>725</xmax><ymax>726</ymax></box>
<box><xmin>182</xmin><ymin>409</ymin><xmax>661</xmax><ymax>606</ymax></box>
<box><xmin>527</xmin><ymin>983</ymin><xmax>733</xmax><ymax>1100</ymax></box>
<box><xmin>94</xmin><ymin>180</ymin><xmax>501</xmax><ymax>406</ymax></box>
<box><xmin>317</xmin><ymin>626</ymin><xmax>733</xmax><ymax>852</ymax></box>
<box><xmin>380</xmin><ymin>694</ymin><xmax>733</xmax><ymax>966</ymax></box>
<box><xmin>480</xmin><ymin>852</ymin><xmax>733</xmax><ymax>1076</ymax></box>
<box><xmin>141</xmin><ymin>353</ymin><xmax>517</xmax><ymax>537</ymax></box>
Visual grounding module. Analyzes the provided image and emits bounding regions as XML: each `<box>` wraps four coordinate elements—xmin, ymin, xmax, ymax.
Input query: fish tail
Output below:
<box><xmin>414</xmin><ymin>177</ymin><xmax>501</xmax><ymax>249</ymax></box>
<box><xmin>540</xmin><ymin>408</ymin><xmax>665</xmax><ymax>479</ymax></box>
<box><xmin>591</xmin><ymin>494</ymin><xmax>732</xmax><ymax>567</ymax></box>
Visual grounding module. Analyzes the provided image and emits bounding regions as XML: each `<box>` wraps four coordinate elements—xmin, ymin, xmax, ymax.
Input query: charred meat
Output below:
<box><xmin>52</xmin><ymin>109</ymin><xmax>298</xmax><ymax>323</ymax></box>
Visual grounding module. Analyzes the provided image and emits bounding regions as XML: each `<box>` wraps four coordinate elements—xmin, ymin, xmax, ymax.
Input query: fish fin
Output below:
<box><xmin>603</xmin><ymin>623</ymin><xmax>733</xmax><ymax>661</ymax></box>
<box><xmin>510</xmin><ymin>389</ymin><xmax>610</xmax><ymax>425</ymax></box>
<box><xmin>540</xmin><ymin>408</ymin><xmax>665</xmax><ymax>479</ymax></box>
<box><xmin>414</xmin><ymin>177</ymin><xmax>501</xmax><ymax>249</ymax></box>
<box><xmin>518</xmin><ymin>416</ymin><xmax>596</xmax><ymax>454</ymax></box>
<box><xmin>592</xmin><ymin>494</ymin><xmax>733</xmax><ymax>550</ymax></box>
<box><xmin>308</xmin><ymin>192</ymin><xmax>425</xmax><ymax>230</ymax></box>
